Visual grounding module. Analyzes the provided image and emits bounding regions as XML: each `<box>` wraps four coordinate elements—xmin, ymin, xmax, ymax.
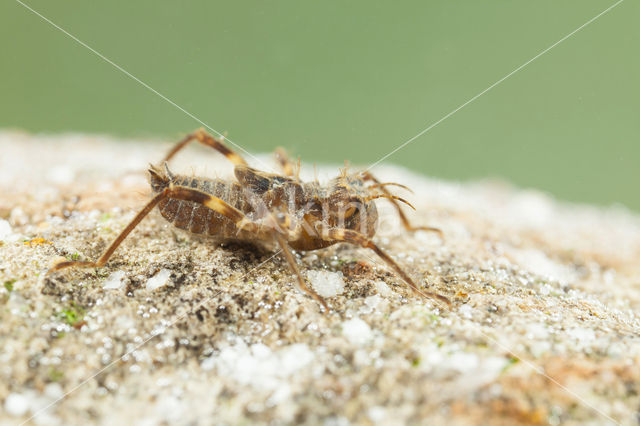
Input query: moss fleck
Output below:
<box><xmin>59</xmin><ymin>302</ymin><xmax>86</xmax><ymax>328</ymax></box>
<box><xmin>48</xmin><ymin>368</ymin><xmax>64</xmax><ymax>382</ymax></box>
<box><xmin>4</xmin><ymin>279</ymin><xmax>16</xmax><ymax>292</ymax></box>
<box><xmin>502</xmin><ymin>356</ymin><xmax>520</xmax><ymax>373</ymax></box>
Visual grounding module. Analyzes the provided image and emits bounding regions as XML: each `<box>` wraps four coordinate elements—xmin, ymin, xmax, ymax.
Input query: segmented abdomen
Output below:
<box><xmin>157</xmin><ymin>175</ymin><xmax>253</xmax><ymax>239</ymax></box>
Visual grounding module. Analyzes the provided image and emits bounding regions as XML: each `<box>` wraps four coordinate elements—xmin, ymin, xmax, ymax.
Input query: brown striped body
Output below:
<box><xmin>155</xmin><ymin>175</ymin><xmax>258</xmax><ymax>242</ymax></box>
<box><xmin>148</xmin><ymin>166</ymin><xmax>379</xmax><ymax>251</ymax></box>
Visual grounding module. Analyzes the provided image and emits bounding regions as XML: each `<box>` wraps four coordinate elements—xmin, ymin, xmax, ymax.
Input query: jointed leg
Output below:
<box><xmin>318</xmin><ymin>226</ymin><xmax>450</xmax><ymax>306</ymax></box>
<box><xmin>51</xmin><ymin>185</ymin><xmax>258</xmax><ymax>272</ymax></box>
<box><xmin>362</xmin><ymin>171</ymin><xmax>442</xmax><ymax>236</ymax></box>
<box><xmin>162</xmin><ymin>128</ymin><xmax>248</xmax><ymax>166</ymax></box>
<box><xmin>273</xmin><ymin>232</ymin><xmax>328</xmax><ymax>312</ymax></box>
<box><xmin>51</xmin><ymin>181</ymin><xmax>330</xmax><ymax>311</ymax></box>
<box><xmin>51</xmin><ymin>189</ymin><xmax>171</xmax><ymax>271</ymax></box>
<box><xmin>273</xmin><ymin>147</ymin><xmax>299</xmax><ymax>179</ymax></box>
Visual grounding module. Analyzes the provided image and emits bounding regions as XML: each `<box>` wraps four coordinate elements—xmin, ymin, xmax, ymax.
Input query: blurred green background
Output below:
<box><xmin>1</xmin><ymin>1</ymin><xmax>638</xmax><ymax>210</ymax></box>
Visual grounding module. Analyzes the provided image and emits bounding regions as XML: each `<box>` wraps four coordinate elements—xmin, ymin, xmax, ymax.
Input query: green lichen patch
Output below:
<box><xmin>4</xmin><ymin>278</ymin><xmax>16</xmax><ymax>292</ymax></box>
<box><xmin>58</xmin><ymin>302</ymin><xmax>86</xmax><ymax>328</ymax></box>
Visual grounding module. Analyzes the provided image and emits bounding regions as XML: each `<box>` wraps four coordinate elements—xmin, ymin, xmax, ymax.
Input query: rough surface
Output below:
<box><xmin>1</xmin><ymin>131</ymin><xmax>640</xmax><ymax>425</ymax></box>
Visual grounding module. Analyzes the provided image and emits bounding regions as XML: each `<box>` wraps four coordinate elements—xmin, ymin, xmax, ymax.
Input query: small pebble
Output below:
<box><xmin>374</xmin><ymin>281</ymin><xmax>392</xmax><ymax>297</ymax></box>
<box><xmin>0</xmin><ymin>219</ymin><xmax>12</xmax><ymax>239</ymax></box>
<box><xmin>308</xmin><ymin>270</ymin><xmax>345</xmax><ymax>298</ymax></box>
<box><xmin>146</xmin><ymin>269</ymin><xmax>172</xmax><ymax>291</ymax></box>
<box><xmin>458</xmin><ymin>304</ymin><xmax>473</xmax><ymax>319</ymax></box>
<box><xmin>103</xmin><ymin>271</ymin><xmax>126</xmax><ymax>290</ymax></box>
<box><xmin>4</xmin><ymin>392</ymin><xmax>29</xmax><ymax>417</ymax></box>
<box><xmin>342</xmin><ymin>318</ymin><xmax>372</xmax><ymax>345</ymax></box>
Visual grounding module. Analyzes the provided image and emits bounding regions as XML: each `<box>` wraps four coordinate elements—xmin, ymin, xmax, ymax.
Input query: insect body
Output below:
<box><xmin>52</xmin><ymin>129</ymin><xmax>450</xmax><ymax>310</ymax></box>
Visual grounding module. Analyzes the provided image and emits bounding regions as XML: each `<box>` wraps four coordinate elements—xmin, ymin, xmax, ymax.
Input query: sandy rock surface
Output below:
<box><xmin>1</xmin><ymin>131</ymin><xmax>639</xmax><ymax>425</ymax></box>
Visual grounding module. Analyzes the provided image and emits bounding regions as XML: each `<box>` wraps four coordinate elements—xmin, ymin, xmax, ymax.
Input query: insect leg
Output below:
<box><xmin>164</xmin><ymin>187</ymin><xmax>328</xmax><ymax>311</ymax></box>
<box><xmin>51</xmin><ymin>186</ymin><xmax>259</xmax><ymax>272</ymax></box>
<box><xmin>273</xmin><ymin>147</ymin><xmax>298</xmax><ymax>178</ymax></box>
<box><xmin>50</xmin><ymin>189</ymin><xmax>171</xmax><ymax>271</ymax></box>
<box><xmin>162</xmin><ymin>128</ymin><xmax>248</xmax><ymax>166</ymax></box>
<box><xmin>272</xmin><ymin>232</ymin><xmax>329</xmax><ymax>312</ymax></box>
<box><xmin>361</xmin><ymin>171</ymin><xmax>442</xmax><ymax>236</ymax></box>
<box><xmin>318</xmin><ymin>226</ymin><xmax>450</xmax><ymax>306</ymax></box>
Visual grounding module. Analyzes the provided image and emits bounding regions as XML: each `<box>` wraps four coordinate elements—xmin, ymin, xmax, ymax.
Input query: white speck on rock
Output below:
<box><xmin>146</xmin><ymin>269</ymin><xmax>172</xmax><ymax>291</ymax></box>
<box><xmin>374</xmin><ymin>281</ymin><xmax>392</xmax><ymax>297</ymax></box>
<box><xmin>526</xmin><ymin>323</ymin><xmax>549</xmax><ymax>340</ymax></box>
<box><xmin>366</xmin><ymin>295</ymin><xmax>381</xmax><ymax>309</ymax></box>
<box><xmin>47</xmin><ymin>165</ymin><xmax>75</xmax><ymax>185</ymax></box>
<box><xmin>103</xmin><ymin>271</ymin><xmax>126</xmax><ymax>290</ymax></box>
<box><xmin>279</xmin><ymin>343</ymin><xmax>315</xmax><ymax>375</ymax></box>
<box><xmin>529</xmin><ymin>341</ymin><xmax>551</xmax><ymax>358</ymax></box>
<box><xmin>4</xmin><ymin>392</ymin><xmax>29</xmax><ymax>417</ymax></box>
<box><xmin>447</xmin><ymin>352</ymin><xmax>479</xmax><ymax>373</ymax></box>
<box><xmin>607</xmin><ymin>342</ymin><xmax>624</xmax><ymax>358</ymax></box>
<box><xmin>267</xmin><ymin>383</ymin><xmax>292</xmax><ymax>406</ymax></box>
<box><xmin>367</xmin><ymin>406</ymin><xmax>386</xmax><ymax>423</ymax></box>
<box><xmin>458</xmin><ymin>304</ymin><xmax>473</xmax><ymax>319</ymax></box>
<box><xmin>324</xmin><ymin>416</ymin><xmax>350</xmax><ymax>426</ymax></box>
<box><xmin>10</xmin><ymin>206</ymin><xmax>29</xmax><ymax>227</ymax></box>
<box><xmin>44</xmin><ymin>383</ymin><xmax>63</xmax><ymax>400</ymax></box>
<box><xmin>0</xmin><ymin>219</ymin><xmax>12</xmax><ymax>240</ymax></box>
<box><xmin>154</xmin><ymin>395</ymin><xmax>185</xmax><ymax>424</ymax></box>
<box><xmin>200</xmin><ymin>356</ymin><xmax>216</xmax><ymax>371</ymax></box>
<box><xmin>342</xmin><ymin>318</ymin><xmax>372</xmax><ymax>345</ymax></box>
<box><xmin>205</xmin><ymin>342</ymin><xmax>314</xmax><ymax>392</ymax></box>
<box><xmin>448</xmin><ymin>355</ymin><xmax>508</xmax><ymax>393</ymax></box>
<box><xmin>568</xmin><ymin>327</ymin><xmax>595</xmax><ymax>344</ymax></box>
<box><xmin>359</xmin><ymin>295</ymin><xmax>383</xmax><ymax>314</ymax></box>
<box><xmin>509</xmin><ymin>247</ymin><xmax>576</xmax><ymax>284</ymax></box>
<box><xmin>307</xmin><ymin>270</ymin><xmax>345</xmax><ymax>298</ymax></box>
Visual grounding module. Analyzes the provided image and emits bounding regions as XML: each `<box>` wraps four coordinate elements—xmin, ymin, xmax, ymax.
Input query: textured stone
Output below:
<box><xmin>1</xmin><ymin>131</ymin><xmax>639</xmax><ymax>425</ymax></box>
